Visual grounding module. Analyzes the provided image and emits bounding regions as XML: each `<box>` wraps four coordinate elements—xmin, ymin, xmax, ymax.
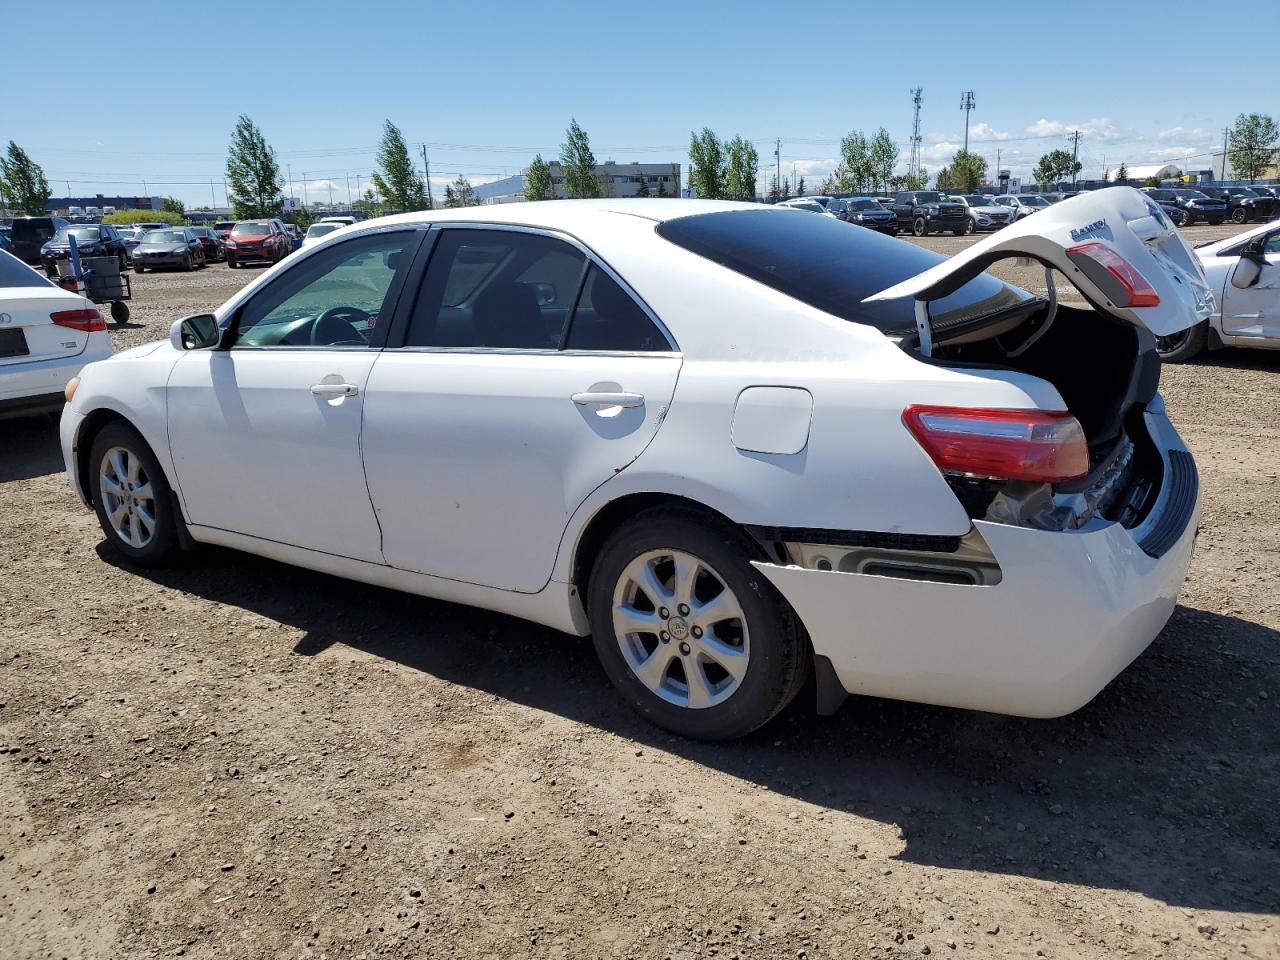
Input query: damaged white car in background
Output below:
<box><xmin>59</xmin><ymin>188</ymin><xmax>1210</xmax><ymax>740</ymax></box>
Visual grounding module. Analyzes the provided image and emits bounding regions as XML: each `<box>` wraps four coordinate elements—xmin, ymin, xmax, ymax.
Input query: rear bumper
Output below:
<box><xmin>754</xmin><ymin>406</ymin><xmax>1199</xmax><ymax>718</ymax></box>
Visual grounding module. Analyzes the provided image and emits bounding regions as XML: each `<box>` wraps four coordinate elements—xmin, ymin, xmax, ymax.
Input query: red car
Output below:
<box><xmin>213</xmin><ymin>220</ymin><xmax>236</xmax><ymax>241</ymax></box>
<box><xmin>225</xmin><ymin>219</ymin><xmax>291</xmax><ymax>268</ymax></box>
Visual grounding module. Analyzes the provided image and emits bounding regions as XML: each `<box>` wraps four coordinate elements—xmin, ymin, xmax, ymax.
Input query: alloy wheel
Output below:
<box><xmin>612</xmin><ymin>549</ymin><xmax>749</xmax><ymax>709</ymax></box>
<box><xmin>1156</xmin><ymin>329</ymin><xmax>1191</xmax><ymax>356</ymax></box>
<box><xmin>99</xmin><ymin>446</ymin><xmax>156</xmax><ymax>548</ymax></box>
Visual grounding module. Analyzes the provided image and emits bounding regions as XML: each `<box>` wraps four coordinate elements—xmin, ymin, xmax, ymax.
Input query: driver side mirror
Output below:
<box><xmin>1231</xmin><ymin>257</ymin><xmax>1263</xmax><ymax>290</ymax></box>
<box><xmin>170</xmin><ymin>313</ymin><xmax>220</xmax><ymax>350</ymax></box>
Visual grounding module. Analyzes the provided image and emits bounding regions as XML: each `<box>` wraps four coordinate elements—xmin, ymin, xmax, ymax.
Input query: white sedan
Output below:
<box><xmin>0</xmin><ymin>249</ymin><xmax>112</xmax><ymax>418</ymax></box>
<box><xmin>61</xmin><ymin>190</ymin><xmax>1208</xmax><ymax>739</ymax></box>
<box><xmin>1157</xmin><ymin>219</ymin><xmax>1280</xmax><ymax>361</ymax></box>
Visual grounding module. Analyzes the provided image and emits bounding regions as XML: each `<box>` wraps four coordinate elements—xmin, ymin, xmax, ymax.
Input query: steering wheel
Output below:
<box><xmin>310</xmin><ymin>306</ymin><xmax>371</xmax><ymax>346</ymax></box>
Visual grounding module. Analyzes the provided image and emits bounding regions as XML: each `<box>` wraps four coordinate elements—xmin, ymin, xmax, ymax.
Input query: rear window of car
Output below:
<box><xmin>655</xmin><ymin>210</ymin><xmax>1036</xmax><ymax>337</ymax></box>
<box><xmin>232</xmin><ymin>222</ymin><xmax>270</xmax><ymax>236</ymax></box>
<box><xmin>0</xmin><ymin>249</ymin><xmax>55</xmax><ymax>288</ymax></box>
<box><xmin>306</xmin><ymin>223</ymin><xmax>341</xmax><ymax>238</ymax></box>
<box><xmin>143</xmin><ymin>230</ymin><xmax>185</xmax><ymax>242</ymax></box>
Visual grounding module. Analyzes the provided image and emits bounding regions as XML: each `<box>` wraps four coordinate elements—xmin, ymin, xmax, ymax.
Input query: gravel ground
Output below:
<box><xmin>2</xmin><ymin>227</ymin><xmax>1278</xmax><ymax>960</ymax></box>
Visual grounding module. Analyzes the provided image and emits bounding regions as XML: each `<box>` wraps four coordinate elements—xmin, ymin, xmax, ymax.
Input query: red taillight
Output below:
<box><xmin>903</xmin><ymin>405</ymin><xmax>1089</xmax><ymax>484</ymax></box>
<box><xmin>50</xmin><ymin>308</ymin><xmax>106</xmax><ymax>332</ymax></box>
<box><xmin>1066</xmin><ymin>241</ymin><xmax>1160</xmax><ymax>308</ymax></box>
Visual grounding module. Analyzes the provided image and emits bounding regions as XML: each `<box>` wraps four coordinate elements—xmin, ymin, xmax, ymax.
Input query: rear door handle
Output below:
<box><xmin>571</xmin><ymin>391</ymin><xmax>644</xmax><ymax>409</ymax></box>
<box><xmin>311</xmin><ymin>382</ymin><xmax>359</xmax><ymax>397</ymax></box>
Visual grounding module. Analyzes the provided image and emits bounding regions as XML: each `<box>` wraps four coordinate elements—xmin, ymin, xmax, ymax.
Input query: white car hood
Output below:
<box><xmin>864</xmin><ymin>186</ymin><xmax>1214</xmax><ymax>337</ymax></box>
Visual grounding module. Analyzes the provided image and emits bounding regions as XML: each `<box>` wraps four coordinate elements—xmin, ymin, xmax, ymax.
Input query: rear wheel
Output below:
<box><xmin>912</xmin><ymin>216</ymin><xmax>928</xmax><ymax>237</ymax></box>
<box><xmin>1156</xmin><ymin>322</ymin><xmax>1208</xmax><ymax>363</ymax></box>
<box><xmin>110</xmin><ymin>300</ymin><xmax>129</xmax><ymax>324</ymax></box>
<box><xmin>183</xmin><ymin>254</ymin><xmax>193</xmax><ymax>272</ymax></box>
<box><xmin>89</xmin><ymin>422</ymin><xmax>184</xmax><ymax>566</ymax></box>
<box><xmin>1231</xmin><ymin>207</ymin><xmax>1248</xmax><ymax>224</ymax></box>
<box><xmin>587</xmin><ymin>506</ymin><xmax>810</xmax><ymax>740</ymax></box>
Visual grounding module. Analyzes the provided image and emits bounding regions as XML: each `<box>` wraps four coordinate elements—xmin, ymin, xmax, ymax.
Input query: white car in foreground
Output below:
<box><xmin>61</xmin><ymin>190</ymin><xmax>1208</xmax><ymax>739</ymax></box>
<box><xmin>1157</xmin><ymin>219</ymin><xmax>1280</xmax><ymax>361</ymax></box>
<box><xmin>0</xmin><ymin>249</ymin><xmax>112</xmax><ymax>418</ymax></box>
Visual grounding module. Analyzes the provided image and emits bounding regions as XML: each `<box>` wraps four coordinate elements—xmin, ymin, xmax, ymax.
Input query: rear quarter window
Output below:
<box><xmin>0</xmin><ymin>250</ymin><xmax>56</xmax><ymax>288</ymax></box>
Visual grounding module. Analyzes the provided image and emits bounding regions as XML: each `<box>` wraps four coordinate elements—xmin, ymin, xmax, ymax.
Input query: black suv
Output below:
<box><xmin>1197</xmin><ymin>186</ymin><xmax>1275</xmax><ymax>224</ymax></box>
<box><xmin>9</xmin><ymin>216</ymin><xmax>70</xmax><ymax>265</ymax></box>
<box><xmin>1140</xmin><ymin>188</ymin><xmax>1227</xmax><ymax>226</ymax></box>
<box><xmin>890</xmin><ymin>191</ymin><xmax>968</xmax><ymax>236</ymax></box>
<box><xmin>39</xmin><ymin>223</ymin><xmax>132</xmax><ymax>275</ymax></box>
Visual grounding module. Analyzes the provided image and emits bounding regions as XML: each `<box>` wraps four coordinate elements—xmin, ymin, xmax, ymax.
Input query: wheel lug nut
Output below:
<box><xmin>660</xmin><ymin>631</ymin><xmax>669</xmax><ymax>642</ymax></box>
<box><xmin>691</xmin><ymin>626</ymin><xmax>702</xmax><ymax>638</ymax></box>
<box><xmin>678</xmin><ymin>641</ymin><xmax>691</xmax><ymax>656</ymax></box>
<box><xmin>678</xmin><ymin>603</ymin><xmax>690</xmax><ymax>616</ymax></box>
<box><xmin>659</xmin><ymin>607</ymin><xmax>669</xmax><ymax>619</ymax></box>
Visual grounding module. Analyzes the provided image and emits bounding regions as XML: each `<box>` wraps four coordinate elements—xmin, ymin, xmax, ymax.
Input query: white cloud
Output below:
<box><xmin>1026</xmin><ymin>117</ymin><xmax>1128</xmax><ymax>142</ymax></box>
<box><xmin>1158</xmin><ymin>126</ymin><xmax>1211</xmax><ymax>143</ymax></box>
<box><xmin>970</xmin><ymin>122</ymin><xmax>1010</xmax><ymax>141</ymax></box>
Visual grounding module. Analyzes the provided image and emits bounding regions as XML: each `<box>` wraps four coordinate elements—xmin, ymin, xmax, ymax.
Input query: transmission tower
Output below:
<box><xmin>908</xmin><ymin>88</ymin><xmax>924</xmax><ymax>179</ymax></box>
<box><xmin>960</xmin><ymin>90</ymin><xmax>976</xmax><ymax>153</ymax></box>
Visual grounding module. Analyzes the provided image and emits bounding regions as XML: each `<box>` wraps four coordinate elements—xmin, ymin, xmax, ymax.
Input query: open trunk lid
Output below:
<box><xmin>864</xmin><ymin>187</ymin><xmax>1213</xmax><ymax>341</ymax></box>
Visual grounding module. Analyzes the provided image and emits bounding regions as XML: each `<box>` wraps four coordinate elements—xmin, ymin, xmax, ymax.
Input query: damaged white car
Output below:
<box><xmin>60</xmin><ymin>188</ymin><xmax>1209</xmax><ymax>739</ymax></box>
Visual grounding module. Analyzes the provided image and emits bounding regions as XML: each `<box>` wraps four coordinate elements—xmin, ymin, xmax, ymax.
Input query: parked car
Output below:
<box><xmin>1197</xmin><ymin>186</ymin><xmax>1275</xmax><ymax>224</ymax></box>
<box><xmin>318</xmin><ymin>215</ymin><xmax>357</xmax><ymax>227</ymax></box>
<box><xmin>890</xmin><ymin>191</ymin><xmax>968</xmax><ymax>236</ymax></box>
<box><xmin>991</xmin><ymin>194</ymin><xmax>1051</xmax><ymax>221</ymax></box>
<box><xmin>832</xmin><ymin>196</ymin><xmax>898</xmax><ymax>233</ymax></box>
<box><xmin>187</xmin><ymin>226</ymin><xmax>225</xmax><ymax>263</ymax></box>
<box><xmin>132</xmin><ymin>228</ymin><xmax>206</xmax><ymax>272</ymax></box>
<box><xmin>1246</xmin><ymin>184</ymin><xmax>1280</xmax><ymax>203</ymax></box>
<box><xmin>1140</xmin><ymin>187</ymin><xmax>1227</xmax><ymax>226</ymax></box>
<box><xmin>775</xmin><ymin>198</ymin><xmax>836</xmax><ymax>217</ymax></box>
<box><xmin>302</xmin><ymin>221</ymin><xmax>345</xmax><ymax>248</ymax></box>
<box><xmin>213</xmin><ymin>220</ymin><xmax>237</xmax><ymax>241</ymax></box>
<box><xmin>0</xmin><ymin>226</ymin><xmax>12</xmax><ymax>255</ymax></box>
<box><xmin>0</xmin><ymin>248</ymin><xmax>112</xmax><ymax>418</ymax></box>
<box><xmin>9</xmin><ymin>216</ymin><xmax>71</xmax><ymax>265</ymax></box>
<box><xmin>59</xmin><ymin>191</ymin><xmax>1208</xmax><ymax>739</ymax></box>
<box><xmin>948</xmin><ymin>194</ymin><xmax>1014</xmax><ymax>233</ymax></box>
<box><xmin>116</xmin><ymin>227</ymin><xmax>145</xmax><ymax>259</ymax></box>
<box><xmin>130</xmin><ymin>222</ymin><xmax>170</xmax><ymax>234</ymax></box>
<box><xmin>224</xmin><ymin>219</ymin><xmax>291</xmax><ymax>267</ymax></box>
<box><xmin>1157</xmin><ymin>220</ymin><xmax>1280</xmax><ymax>361</ymax></box>
<box><xmin>39</xmin><ymin>224</ymin><xmax>131</xmax><ymax>275</ymax></box>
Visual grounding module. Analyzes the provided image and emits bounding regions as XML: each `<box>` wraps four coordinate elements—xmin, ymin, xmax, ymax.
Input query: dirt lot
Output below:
<box><xmin>2</xmin><ymin>224</ymin><xmax>1278</xmax><ymax>960</ymax></box>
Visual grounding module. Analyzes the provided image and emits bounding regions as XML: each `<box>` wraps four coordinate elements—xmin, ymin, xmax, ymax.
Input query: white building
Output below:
<box><xmin>472</xmin><ymin>162</ymin><xmax>681</xmax><ymax>204</ymax></box>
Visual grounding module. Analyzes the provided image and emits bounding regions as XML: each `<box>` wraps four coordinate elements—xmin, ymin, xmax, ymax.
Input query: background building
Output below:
<box><xmin>44</xmin><ymin>195</ymin><xmax>163</xmax><ymax>214</ymax></box>
<box><xmin>472</xmin><ymin>162</ymin><xmax>681</xmax><ymax>204</ymax></box>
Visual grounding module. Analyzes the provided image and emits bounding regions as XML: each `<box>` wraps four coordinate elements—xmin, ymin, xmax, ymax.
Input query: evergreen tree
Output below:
<box><xmin>634</xmin><ymin>173</ymin><xmax>650</xmax><ymax>198</ymax></box>
<box><xmin>371</xmin><ymin>119</ymin><xmax>428</xmax><ymax>212</ymax></box>
<box><xmin>443</xmin><ymin>175</ymin><xmax>477</xmax><ymax>208</ymax></box>
<box><xmin>524</xmin><ymin>153</ymin><xmax>554</xmax><ymax>201</ymax></box>
<box><xmin>0</xmin><ymin>141</ymin><xmax>52</xmax><ymax>215</ymax></box>
<box><xmin>796</xmin><ymin>175</ymin><xmax>806</xmax><ymax>196</ymax></box>
<box><xmin>224</xmin><ymin>116</ymin><xmax>284</xmax><ymax>219</ymax></box>
<box><xmin>559</xmin><ymin>119</ymin><xmax>600</xmax><ymax>198</ymax></box>
<box><xmin>1115</xmin><ymin>162</ymin><xmax>1129</xmax><ymax>183</ymax></box>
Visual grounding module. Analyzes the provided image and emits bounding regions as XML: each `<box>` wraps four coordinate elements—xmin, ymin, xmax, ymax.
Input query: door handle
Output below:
<box><xmin>311</xmin><ymin>382</ymin><xmax>359</xmax><ymax>397</ymax></box>
<box><xmin>571</xmin><ymin>391</ymin><xmax>644</xmax><ymax>409</ymax></box>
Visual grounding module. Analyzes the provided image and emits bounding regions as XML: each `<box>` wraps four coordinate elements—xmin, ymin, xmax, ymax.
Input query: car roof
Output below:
<box><xmin>365</xmin><ymin>198</ymin><xmax>772</xmax><ymax>235</ymax></box>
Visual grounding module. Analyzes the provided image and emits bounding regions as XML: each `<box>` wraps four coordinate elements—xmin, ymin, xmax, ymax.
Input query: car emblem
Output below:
<box><xmin>0</xmin><ymin>313</ymin><xmax>10</xmax><ymax>324</ymax></box>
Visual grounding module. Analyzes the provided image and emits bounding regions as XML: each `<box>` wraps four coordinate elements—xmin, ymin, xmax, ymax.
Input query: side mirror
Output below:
<box><xmin>170</xmin><ymin>313</ymin><xmax>220</xmax><ymax>350</ymax></box>
<box><xmin>1231</xmin><ymin>257</ymin><xmax>1263</xmax><ymax>290</ymax></box>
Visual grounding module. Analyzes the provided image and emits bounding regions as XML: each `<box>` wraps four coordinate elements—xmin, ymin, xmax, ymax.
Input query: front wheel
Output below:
<box><xmin>1208</xmin><ymin>217</ymin><xmax>1225</xmax><ymax>226</ymax></box>
<box><xmin>912</xmin><ymin>216</ymin><xmax>928</xmax><ymax>237</ymax></box>
<box><xmin>89</xmin><ymin>421</ymin><xmax>184</xmax><ymax>566</ymax></box>
<box><xmin>1156</xmin><ymin>322</ymin><xmax>1208</xmax><ymax>363</ymax></box>
<box><xmin>1231</xmin><ymin>207</ymin><xmax>1248</xmax><ymax>224</ymax></box>
<box><xmin>183</xmin><ymin>254</ymin><xmax>193</xmax><ymax>272</ymax></box>
<box><xmin>110</xmin><ymin>300</ymin><xmax>129</xmax><ymax>324</ymax></box>
<box><xmin>587</xmin><ymin>506</ymin><xmax>810</xmax><ymax>740</ymax></box>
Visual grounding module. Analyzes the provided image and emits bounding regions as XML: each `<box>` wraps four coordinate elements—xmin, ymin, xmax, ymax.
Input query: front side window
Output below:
<box><xmin>233</xmin><ymin>230</ymin><xmax>417</xmax><ymax>348</ymax></box>
<box><xmin>1264</xmin><ymin>232</ymin><xmax>1280</xmax><ymax>255</ymax></box>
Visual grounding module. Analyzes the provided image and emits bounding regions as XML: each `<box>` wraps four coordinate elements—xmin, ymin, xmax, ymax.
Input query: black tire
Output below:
<box><xmin>183</xmin><ymin>254</ymin><xmax>193</xmax><ymax>272</ymax></box>
<box><xmin>954</xmin><ymin>224</ymin><xmax>968</xmax><ymax>236</ymax></box>
<box><xmin>110</xmin><ymin>300</ymin><xmax>129</xmax><ymax>324</ymax></box>
<box><xmin>88</xmin><ymin>421</ymin><xmax>184</xmax><ymax>567</ymax></box>
<box><xmin>228</xmin><ymin>259</ymin><xmax>238</xmax><ymax>269</ymax></box>
<box><xmin>587</xmin><ymin>506</ymin><xmax>811</xmax><ymax>740</ymax></box>
<box><xmin>1231</xmin><ymin>207</ymin><xmax>1248</xmax><ymax>224</ymax></box>
<box><xmin>134</xmin><ymin>264</ymin><xmax>145</xmax><ymax>273</ymax></box>
<box><xmin>1156</xmin><ymin>321</ymin><xmax>1208</xmax><ymax>363</ymax></box>
<box><xmin>912</xmin><ymin>216</ymin><xmax>928</xmax><ymax>237</ymax></box>
<box><xmin>1208</xmin><ymin>217</ymin><xmax>1225</xmax><ymax>226</ymax></box>
<box><xmin>118</xmin><ymin>252</ymin><xmax>128</xmax><ymax>271</ymax></box>
<box><xmin>964</xmin><ymin>218</ymin><xmax>976</xmax><ymax>235</ymax></box>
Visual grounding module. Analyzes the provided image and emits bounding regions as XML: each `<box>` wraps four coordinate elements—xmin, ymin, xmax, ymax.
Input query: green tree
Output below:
<box><xmin>820</xmin><ymin>172</ymin><xmax>840</xmax><ymax>195</ymax></box>
<box><xmin>767</xmin><ymin>174</ymin><xmax>780</xmax><ymax>201</ymax></box>
<box><xmin>103</xmin><ymin>209</ymin><xmax>185</xmax><ymax>227</ymax></box>
<box><xmin>524</xmin><ymin>153</ymin><xmax>554</xmax><ymax>201</ymax></box>
<box><xmin>1227</xmin><ymin>112</ymin><xmax>1279</xmax><ymax>183</ymax></box>
<box><xmin>724</xmin><ymin>136</ymin><xmax>759</xmax><ymax>201</ymax></box>
<box><xmin>162</xmin><ymin>196</ymin><xmax>185</xmax><ymax>216</ymax></box>
<box><xmin>903</xmin><ymin>168</ymin><xmax>929</xmax><ymax>191</ymax></box>
<box><xmin>934</xmin><ymin>165</ymin><xmax>955</xmax><ymax>191</ymax></box>
<box><xmin>633</xmin><ymin>172</ymin><xmax>650</xmax><ymax>198</ymax></box>
<box><xmin>1033</xmin><ymin>148</ymin><xmax>1081</xmax><ymax>189</ymax></box>
<box><xmin>1115</xmin><ymin>162</ymin><xmax>1129</xmax><ymax>183</ymax></box>
<box><xmin>1143</xmin><ymin>175</ymin><xmax>1162</xmax><ymax>188</ymax></box>
<box><xmin>225</xmin><ymin>115</ymin><xmax>283</xmax><ymax>219</ymax></box>
<box><xmin>284</xmin><ymin>206</ymin><xmax>315</xmax><ymax>232</ymax></box>
<box><xmin>371</xmin><ymin>119</ymin><xmax>428</xmax><ymax>212</ymax></box>
<box><xmin>655</xmin><ymin>177</ymin><xmax>668</xmax><ymax>198</ymax></box>
<box><xmin>950</xmin><ymin>150</ymin><xmax>988</xmax><ymax>192</ymax></box>
<box><xmin>443</xmin><ymin>175</ymin><xmax>477</xmax><ymax>208</ymax></box>
<box><xmin>353</xmin><ymin>188</ymin><xmax>383</xmax><ymax>217</ymax></box>
<box><xmin>688</xmin><ymin>128</ymin><xmax>727</xmax><ymax>199</ymax></box>
<box><xmin>0</xmin><ymin>141</ymin><xmax>52</xmax><ymax>215</ymax></box>
<box><xmin>839</xmin><ymin>130</ymin><xmax>872</xmax><ymax>193</ymax></box>
<box><xmin>559</xmin><ymin>118</ymin><xmax>600</xmax><ymax>198</ymax></box>
<box><xmin>781</xmin><ymin>176</ymin><xmax>791</xmax><ymax>199</ymax></box>
<box><xmin>868</xmin><ymin>128</ymin><xmax>899</xmax><ymax>193</ymax></box>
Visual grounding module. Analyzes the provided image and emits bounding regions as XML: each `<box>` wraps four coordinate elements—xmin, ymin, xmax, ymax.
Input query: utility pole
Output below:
<box><xmin>356</xmin><ymin>173</ymin><xmax>362</xmax><ymax>203</ymax></box>
<box><xmin>960</xmin><ymin>90</ymin><xmax>976</xmax><ymax>154</ymax></box>
<box><xmin>287</xmin><ymin>163</ymin><xmax>294</xmax><ymax>203</ymax></box>
<box><xmin>421</xmin><ymin>143</ymin><xmax>434</xmax><ymax>210</ymax></box>
<box><xmin>346</xmin><ymin>175</ymin><xmax>352</xmax><ymax>205</ymax></box>
<box><xmin>1221</xmin><ymin>126</ymin><xmax>1230</xmax><ymax>180</ymax></box>
<box><xmin>1070</xmin><ymin>130</ymin><xmax>1081</xmax><ymax>188</ymax></box>
<box><xmin>995</xmin><ymin>148</ymin><xmax>1000</xmax><ymax>189</ymax></box>
<box><xmin>775</xmin><ymin>138</ymin><xmax>781</xmax><ymax>198</ymax></box>
<box><xmin>301</xmin><ymin>172</ymin><xmax>309</xmax><ymax>209</ymax></box>
<box><xmin>908</xmin><ymin>88</ymin><xmax>924</xmax><ymax>180</ymax></box>
<box><xmin>210</xmin><ymin>179</ymin><xmax>216</xmax><ymax>211</ymax></box>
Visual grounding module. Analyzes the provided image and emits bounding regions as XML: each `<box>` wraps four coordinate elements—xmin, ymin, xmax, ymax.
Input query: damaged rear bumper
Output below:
<box><xmin>753</xmin><ymin>407</ymin><xmax>1199</xmax><ymax>718</ymax></box>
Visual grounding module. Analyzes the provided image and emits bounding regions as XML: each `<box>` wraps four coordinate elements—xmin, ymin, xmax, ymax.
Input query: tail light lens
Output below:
<box><xmin>1066</xmin><ymin>241</ymin><xmax>1160</xmax><ymax>308</ymax></box>
<box><xmin>903</xmin><ymin>405</ymin><xmax>1089</xmax><ymax>484</ymax></box>
<box><xmin>51</xmin><ymin>308</ymin><xmax>106</xmax><ymax>332</ymax></box>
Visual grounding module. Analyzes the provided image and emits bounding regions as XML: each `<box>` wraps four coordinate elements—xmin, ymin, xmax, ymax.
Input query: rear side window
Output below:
<box><xmin>0</xmin><ymin>250</ymin><xmax>55</xmax><ymax>288</ymax></box>
<box><xmin>655</xmin><ymin>210</ymin><xmax>1034</xmax><ymax>336</ymax></box>
<box><xmin>565</xmin><ymin>265</ymin><xmax>667</xmax><ymax>352</ymax></box>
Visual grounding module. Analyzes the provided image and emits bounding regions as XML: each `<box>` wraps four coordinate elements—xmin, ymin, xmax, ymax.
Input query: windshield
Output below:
<box><xmin>214</xmin><ymin>222</ymin><xmax>236</xmax><ymax>230</ymax></box>
<box><xmin>786</xmin><ymin>201</ymin><xmax>824</xmax><ymax>212</ymax></box>
<box><xmin>143</xmin><ymin>230</ymin><xmax>186</xmax><ymax>243</ymax></box>
<box><xmin>232</xmin><ymin>222</ymin><xmax>270</xmax><ymax>236</ymax></box>
<box><xmin>655</xmin><ymin>210</ymin><xmax>1037</xmax><ymax>338</ymax></box>
<box><xmin>1019</xmin><ymin>196</ymin><xmax>1050</xmax><ymax>207</ymax></box>
<box><xmin>0</xmin><ymin>249</ymin><xmax>56</xmax><ymax>288</ymax></box>
<box><xmin>913</xmin><ymin>192</ymin><xmax>942</xmax><ymax>202</ymax></box>
<box><xmin>52</xmin><ymin>227</ymin><xmax>102</xmax><ymax>243</ymax></box>
<box><xmin>847</xmin><ymin>199</ymin><xmax>880</xmax><ymax>210</ymax></box>
<box><xmin>306</xmin><ymin>223</ymin><xmax>341</xmax><ymax>238</ymax></box>
<box><xmin>1230</xmin><ymin>188</ymin><xmax>1259</xmax><ymax>197</ymax></box>
<box><xmin>1174</xmin><ymin>190</ymin><xmax>1209</xmax><ymax>200</ymax></box>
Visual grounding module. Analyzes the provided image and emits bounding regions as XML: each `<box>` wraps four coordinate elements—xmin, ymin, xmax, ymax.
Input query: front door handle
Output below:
<box><xmin>571</xmin><ymin>391</ymin><xmax>644</xmax><ymax>409</ymax></box>
<box><xmin>311</xmin><ymin>382</ymin><xmax>359</xmax><ymax>397</ymax></box>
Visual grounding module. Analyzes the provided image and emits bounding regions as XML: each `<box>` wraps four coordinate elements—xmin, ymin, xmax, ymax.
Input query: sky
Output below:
<box><xmin>4</xmin><ymin>0</ymin><xmax>1270</xmax><ymax>208</ymax></box>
